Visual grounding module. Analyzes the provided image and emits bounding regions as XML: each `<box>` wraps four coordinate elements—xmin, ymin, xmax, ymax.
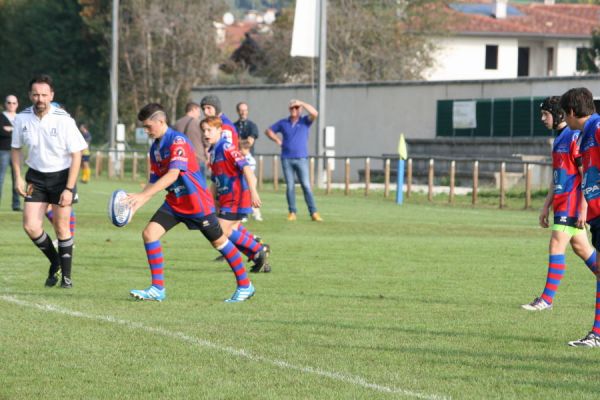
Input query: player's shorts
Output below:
<box><xmin>217</xmin><ymin>210</ymin><xmax>249</xmax><ymax>221</ymax></box>
<box><xmin>25</xmin><ymin>168</ymin><xmax>78</xmax><ymax>205</ymax></box>
<box><xmin>552</xmin><ymin>216</ymin><xmax>584</xmax><ymax>236</ymax></box>
<box><xmin>589</xmin><ymin>218</ymin><xmax>600</xmax><ymax>251</ymax></box>
<box><xmin>82</xmin><ymin>155</ymin><xmax>91</xmax><ymax>162</ymax></box>
<box><xmin>150</xmin><ymin>205</ymin><xmax>223</xmax><ymax>242</ymax></box>
<box><xmin>552</xmin><ymin>223</ymin><xmax>585</xmax><ymax>237</ymax></box>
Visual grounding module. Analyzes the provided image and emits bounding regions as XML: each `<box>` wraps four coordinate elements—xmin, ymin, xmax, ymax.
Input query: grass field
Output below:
<box><xmin>1</xmin><ymin>177</ymin><xmax>599</xmax><ymax>399</ymax></box>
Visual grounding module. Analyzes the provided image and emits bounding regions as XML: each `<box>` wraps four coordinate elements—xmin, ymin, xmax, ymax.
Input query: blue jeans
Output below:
<box><xmin>0</xmin><ymin>150</ymin><xmax>20</xmax><ymax>210</ymax></box>
<box><xmin>281</xmin><ymin>157</ymin><xmax>317</xmax><ymax>215</ymax></box>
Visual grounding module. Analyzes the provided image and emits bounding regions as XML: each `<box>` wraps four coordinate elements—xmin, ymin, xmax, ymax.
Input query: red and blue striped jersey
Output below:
<box><xmin>220</xmin><ymin>113</ymin><xmax>239</xmax><ymax>148</ymax></box>
<box><xmin>579</xmin><ymin>114</ymin><xmax>600</xmax><ymax>223</ymax></box>
<box><xmin>149</xmin><ymin>127</ymin><xmax>215</xmax><ymax>218</ymax></box>
<box><xmin>551</xmin><ymin>126</ymin><xmax>582</xmax><ymax>221</ymax></box>
<box><xmin>209</xmin><ymin>137</ymin><xmax>252</xmax><ymax>214</ymax></box>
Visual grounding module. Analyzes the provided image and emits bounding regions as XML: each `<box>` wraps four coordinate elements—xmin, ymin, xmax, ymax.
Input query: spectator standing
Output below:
<box><xmin>173</xmin><ymin>102</ymin><xmax>207</xmax><ymax>174</ymax></box>
<box><xmin>265</xmin><ymin>99</ymin><xmax>322</xmax><ymax>222</ymax></box>
<box><xmin>79</xmin><ymin>123</ymin><xmax>92</xmax><ymax>183</ymax></box>
<box><xmin>234</xmin><ymin>102</ymin><xmax>259</xmax><ymax>153</ymax></box>
<box><xmin>0</xmin><ymin>94</ymin><xmax>21</xmax><ymax>211</ymax></box>
<box><xmin>11</xmin><ymin>75</ymin><xmax>87</xmax><ymax>288</ymax></box>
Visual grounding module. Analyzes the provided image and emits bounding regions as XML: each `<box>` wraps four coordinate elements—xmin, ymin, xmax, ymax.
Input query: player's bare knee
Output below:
<box><xmin>142</xmin><ymin>227</ymin><xmax>156</xmax><ymax>243</ymax></box>
<box><xmin>22</xmin><ymin>223</ymin><xmax>41</xmax><ymax>239</ymax></box>
<box><xmin>211</xmin><ymin>235</ymin><xmax>228</xmax><ymax>249</ymax></box>
<box><xmin>549</xmin><ymin>238</ymin><xmax>564</xmax><ymax>253</ymax></box>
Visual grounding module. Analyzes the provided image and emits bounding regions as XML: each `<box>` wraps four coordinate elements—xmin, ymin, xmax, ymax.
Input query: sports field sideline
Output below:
<box><xmin>1</xmin><ymin>178</ymin><xmax>598</xmax><ymax>399</ymax></box>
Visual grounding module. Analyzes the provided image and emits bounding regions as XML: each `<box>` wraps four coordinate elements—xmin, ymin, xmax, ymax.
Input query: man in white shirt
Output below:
<box><xmin>11</xmin><ymin>75</ymin><xmax>87</xmax><ymax>289</ymax></box>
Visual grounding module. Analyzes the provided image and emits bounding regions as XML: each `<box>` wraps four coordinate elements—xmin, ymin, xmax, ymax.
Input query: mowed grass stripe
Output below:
<box><xmin>1</xmin><ymin>294</ymin><xmax>450</xmax><ymax>400</ymax></box>
<box><xmin>2</xmin><ymin>177</ymin><xmax>600</xmax><ymax>399</ymax></box>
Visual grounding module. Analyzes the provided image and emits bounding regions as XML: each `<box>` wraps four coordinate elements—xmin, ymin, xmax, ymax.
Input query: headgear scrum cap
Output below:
<box><xmin>200</xmin><ymin>95</ymin><xmax>222</xmax><ymax>115</ymax></box>
<box><xmin>540</xmin><ymin>96</ymin><xmax>565</xmax><ymax>129</ymax></box>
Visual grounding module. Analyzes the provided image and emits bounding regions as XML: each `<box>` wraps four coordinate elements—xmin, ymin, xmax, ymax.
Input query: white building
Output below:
<box><xmin>425</xmin><ymin>0</ymin><xmax>600</xmax><ymax>80</ymax></box>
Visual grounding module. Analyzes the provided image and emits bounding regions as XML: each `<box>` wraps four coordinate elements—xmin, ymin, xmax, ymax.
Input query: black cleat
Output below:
<box><xmin>262</xmin><ymin>262</ymin><xmax>272</xmax><ymax>273</ymax></box>
<box><xmin>45</xmin><ymin>264</ymin><xmax>60</xmax><ymax>287</ymax></box>
<box><xmin>45</xmin><ymin>273</ymin><xmax>60</xmax><ymax>287</ymax></box>
<box><xmin>213</xmin><ymin>255</ymin><xmax>226</xmax><ymax>262</ymax></box>
<box><xmin>60</xmin><ymin>277</ymin><xmax>73</xmax><ymax>289</ymax></box>
<box><xmin>250</xmin><ymin>248</ymin><xmax>270</xmax><ymax>273</ymax></box>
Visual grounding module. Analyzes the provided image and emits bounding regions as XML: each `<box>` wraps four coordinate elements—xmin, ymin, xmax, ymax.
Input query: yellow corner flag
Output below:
<box><xmin>398</xmin><ymin>134</ymin><xmax>407</xmax><ymax>160</ymax></box>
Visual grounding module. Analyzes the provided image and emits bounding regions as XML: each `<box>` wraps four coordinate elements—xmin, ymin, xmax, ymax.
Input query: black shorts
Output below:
<box><xmin>25</xmin><ymin>168</ymin><xmax>78</xmax><ymax>205</ymax></box>
<box><xmin>217</xmin><ymin>211</ymin><xmax>248</xmax><ymax>221</ymax></box>
<box><xmin>150</xmin><ymin>206</ymin><xmax>223</xmax><ymax>242</ymax></box>
<box><xmin>553</xmin><ymin>216</ymin><xmax>578</xmax><ymax>228</ymax></box>
<box><xmin>590</xmin><ymin>218</ymin><xmax>600</xmax><ymax>252</ymax></box>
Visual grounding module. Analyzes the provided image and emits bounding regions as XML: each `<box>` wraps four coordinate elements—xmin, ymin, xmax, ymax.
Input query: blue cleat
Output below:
<box><xmin>225</xmin><ymin>283</ymin><xmax>255</xmax><ymax>303</ymax></box>
<box><xmin>130</xmin><ymin>286</ymin><xmax>166</xmax><ymax>302</ymax></box>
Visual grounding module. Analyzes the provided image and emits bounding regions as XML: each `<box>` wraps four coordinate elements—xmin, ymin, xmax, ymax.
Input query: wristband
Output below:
<box><xmin>64</xmin><ymin>187</ymin><xmax>74</xmax><ymax>193</ymax></box>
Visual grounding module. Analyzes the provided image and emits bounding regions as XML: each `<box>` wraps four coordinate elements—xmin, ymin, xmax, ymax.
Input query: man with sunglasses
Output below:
<box><xmin>0</xmin><ymin>95</ymin><xmax>21</xmax><ymax>211</ymax></box>
<box><xmin>266</xmin><ymin>99</ymin><xmax>322</xmax><ymax>222</ymax></box>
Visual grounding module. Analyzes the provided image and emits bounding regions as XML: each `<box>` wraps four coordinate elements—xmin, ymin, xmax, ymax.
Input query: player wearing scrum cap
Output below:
<box><xmin>522</xmin><ymin>96</ymin><xmax>596</xmax><ymax>312</ymax></box>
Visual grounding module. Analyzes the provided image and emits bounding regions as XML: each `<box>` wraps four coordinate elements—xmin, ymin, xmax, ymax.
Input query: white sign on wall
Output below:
<box><xmin>325</xmin><ymin>126</ymin><xmax>335</xmax><ymax>148</ymax></box>
<box><xmin>453</xmin><ymin>101</ymin><xmax>477</xmax><ymax>129</ymax></box>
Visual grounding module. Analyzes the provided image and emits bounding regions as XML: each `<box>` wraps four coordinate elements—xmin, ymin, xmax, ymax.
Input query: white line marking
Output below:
<box><xmin>1</xmin><ymin>294</ymin><xmax>450</xmax><ymax>400</ymax></box>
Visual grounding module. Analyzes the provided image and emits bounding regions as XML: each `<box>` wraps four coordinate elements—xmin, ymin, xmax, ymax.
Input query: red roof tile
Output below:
<box><xmin>446</xmin><ymin>2</ymin><xmax>600</xmax><ymax>37</ymax></box>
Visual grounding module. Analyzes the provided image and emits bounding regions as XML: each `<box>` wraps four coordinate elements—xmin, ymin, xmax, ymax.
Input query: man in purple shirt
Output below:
<box><xmin>266</xmin><ymin>99</ymin><xmax>322</xmax><ymax>222</ymax></box>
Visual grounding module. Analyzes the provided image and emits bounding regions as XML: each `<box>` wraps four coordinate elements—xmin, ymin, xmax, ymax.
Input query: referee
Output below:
<box><xmin>11</xmin><ymin>75</ymin><xmax>87</xmax><ymax>288</ymax></box>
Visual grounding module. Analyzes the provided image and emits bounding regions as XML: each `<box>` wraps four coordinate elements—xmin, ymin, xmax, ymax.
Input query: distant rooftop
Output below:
<box><xmin>445</xmin><ymin>1</ymin><xmax>600</xmax><ymax>38</ymax></box>
<box><xmin>449</xmin><ymin>3</ymin><xmax>524</xmax><ymax>18</ymax></box>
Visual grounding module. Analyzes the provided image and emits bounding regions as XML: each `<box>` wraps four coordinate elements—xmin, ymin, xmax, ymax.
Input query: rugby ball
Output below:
<box><xmin>108</xmin><ymin>189</ymin><xmax>132</xmax><ymax>227</ymax></box>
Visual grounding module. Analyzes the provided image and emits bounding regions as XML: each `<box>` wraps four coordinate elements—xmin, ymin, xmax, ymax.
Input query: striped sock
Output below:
<box><xmin>46</xmin><ymin>209</ymin><xmax>54</xmax><ymax>223</ymax></box>
<box><xmin>217</xmin><ymin>240</ymin><xmax>250</xmax><ymax>288</ymax></box>
<box><xmin>593</xmin><ymin>280</ymin><xmax>600</xmax><ymax>336</ymax></box>
<box><xmin>144</xmin><ymin>241</ymin><xmax>164</xmax><ymax>290</ymax></box>
<box><xmin>45</xmin><ymin>209</ymin><xmax>75</xmax><ymax>237</ymax></box>
<box><xmin>541</xmin><ymin>254</ymin><xmax>566</xmax><ymax>305</ymax></box>
<box><xmin>229</xmin><ymin>227</ymin><xmax>263</xmax><ymax>260</ymax></box>
<box><xmin>69</xmin><ymin>210</ymin><xmax>76</xmax><ymax>237</ymax></box>
<box><xmin>585</xmin><ymin>251</ymin><xmax>597</xmax><ymax>274</ymax></box>
<box><xmin>237</xmin><ymin>225</ymin><xmax>255</xmax><ymax>241</ymax></box>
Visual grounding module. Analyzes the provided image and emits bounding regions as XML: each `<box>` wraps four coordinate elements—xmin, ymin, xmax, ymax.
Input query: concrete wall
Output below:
<box><xmin>191</xmin><ymin>75</ymin><xmax>600</xmax><ymax>160</ymax></box>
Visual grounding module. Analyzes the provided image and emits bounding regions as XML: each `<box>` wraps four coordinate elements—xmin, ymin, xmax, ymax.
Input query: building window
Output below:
<box><xmin>546</xmin><ymin>47</ymin><xmax>554</xmax><ymax>76</ymax></box>
<box><xmin>485</xmin><ymin>45</ymin><xmax>498</xmax><ymax>70</ymax></box>
<box><xmin>518</xmin><ymin>47</ymin><xmax>529</xmax><ymax>77</ymax></box>
<box><xmin>577</xmin><ymin>47</ymin><xmax>595</xmax><ymax>72</ymax></box>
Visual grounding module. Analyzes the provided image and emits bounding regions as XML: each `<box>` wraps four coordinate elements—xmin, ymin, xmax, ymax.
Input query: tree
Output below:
<box><xmin>580</xmin><ymin>27</ymin><xmax>600</xmax><ymax>73</ymax></box>
<box><xmin>118</xmin><ymin>0</ymin><xmax>226</xmax><ymax>123</ymax></box>
<box><xmin>0</xmin><ymin>0</ymin><xmax>109</xmax><ymax>140</ymax></box>
<box><xmin>246</xmin><ymin>0</ymin><xmax>447</xmax><ymax>83</ymax></box>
